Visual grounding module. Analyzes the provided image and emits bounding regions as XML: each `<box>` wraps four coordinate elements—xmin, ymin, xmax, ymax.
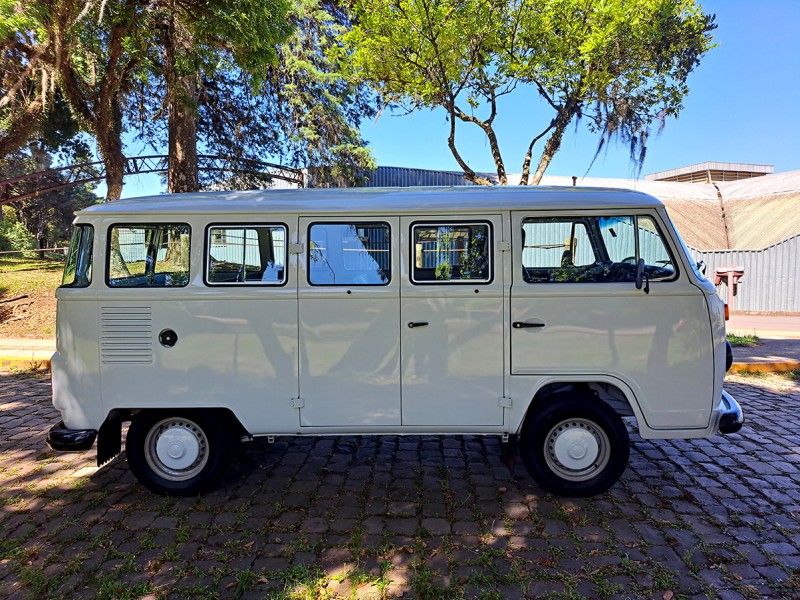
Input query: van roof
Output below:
<box><xmin>78</xmin><ymin>186</ymin><xmax>664</xmax><ymax>217</ymax></box>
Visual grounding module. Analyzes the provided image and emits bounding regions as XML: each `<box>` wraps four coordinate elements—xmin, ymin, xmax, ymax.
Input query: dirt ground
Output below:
<box><xmin>0</xmin><ymin>294</ymin><xmax>57</xmax><ymax>338</ymax></box>
<box><xmin>0</xmin><ymin>257</ymin><xmax>61</xmax><ymax>338</ymax></box>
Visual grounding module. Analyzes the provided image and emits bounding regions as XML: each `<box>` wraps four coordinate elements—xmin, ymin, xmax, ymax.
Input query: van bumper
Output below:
<box><xmin>716</xmin><ymin>390</ymin><xmax>744</xmax><ymax>434</ymax></box>
<box><xmin>47</xmin><ymin>421</ymin><xmax>97</xmax><ymax>452</ymax></box>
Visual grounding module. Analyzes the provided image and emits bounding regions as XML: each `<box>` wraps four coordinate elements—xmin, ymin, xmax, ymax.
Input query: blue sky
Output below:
<box><xmin>118</xmin><ymin>0</ymin><xmax>800</xmax><ymax>197</ymax></box>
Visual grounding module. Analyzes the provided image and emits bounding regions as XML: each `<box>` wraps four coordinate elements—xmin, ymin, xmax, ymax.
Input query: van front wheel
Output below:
<box><xmin>520</xmin><ymin>395</ymin><xmax>629</xmax><ymax>497</ymax></box>
<box><xmin>126</xmin><ymin>410</ymin><xmax>234</xmax><ymax>496</ymax></box>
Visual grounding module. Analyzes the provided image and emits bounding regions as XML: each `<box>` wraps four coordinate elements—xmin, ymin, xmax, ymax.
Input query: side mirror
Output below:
<box><xmin>635</xmin><ymin>258</ymin><xmax>650</xmax><ymax>294</ymax></box>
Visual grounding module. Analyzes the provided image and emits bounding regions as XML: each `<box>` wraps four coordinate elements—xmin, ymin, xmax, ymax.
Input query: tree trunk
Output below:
<box><xmin>452</xmin><ymin>105</ymin><xmax>505</xmax><ymax>185</ymax></box>
<box><xmin>483</xmin><ymin>125</ymin><xmax>507</xmax><ymax>185</ymax></box>
<box><xmin>105</xmin><ymin>157</ymin><xmax>125</xmax><ymax>201</ymax></box>
<box><xmin>446</xmin><ymin>103</ymin><xmax>494</xmax><ymax>186</ymax></box>
<box><xmin>37</xmin><ymin>228</ymin><xmax>47</xmax><ymax>260</ymax></box>
<box><xmin>519</xmin><ymin>122</ymin><xmax>556</xmax><ymax>185</ymax></box>
<box><xmin>56</xmin><ymin>18</ymin><xmax>128</xmax><ymax>201</ymax></box>
<box><xmin>530</xmin><ymin>106</ymin><xmax>575</xmax><ymax>185</ymax></box>
<box><xmin>167</xmin><ymin>77</ymin><xmax>198</xmax><ymax>193</ymax></box>
<box><xmin>165</xmin><ymin>12</ymin><xmax>199</xmax><ymax>194</ymax></box>
<box><xmin>97</xmin><ymin>118</ymin><xmax>126</xmax><ymax>201</ymax></box>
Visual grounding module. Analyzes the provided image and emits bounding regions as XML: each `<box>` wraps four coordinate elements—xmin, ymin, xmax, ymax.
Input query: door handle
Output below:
<box><xmin>513</xmin><ymin>321</ymin><xmax>545</xmax><ymax>329</ymax></box>
<box><xmin>407</xmin><ymin>321</ymin><xmax>429</xmax><ymax>328</ymax></box>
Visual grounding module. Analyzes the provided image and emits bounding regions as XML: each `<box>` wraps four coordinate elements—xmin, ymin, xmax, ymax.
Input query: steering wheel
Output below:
<box><xmin>621</xmin><ymin>256</ymin><xmax>637</xmax><ymax>264</ymax></box>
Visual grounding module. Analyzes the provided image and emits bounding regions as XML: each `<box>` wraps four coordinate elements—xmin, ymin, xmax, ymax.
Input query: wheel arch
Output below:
<box><xmin>514</xmin><ymin>376</ymin><xmax>647</xmax><ymax>435</ymax></box>
<box><xmin>97</xmin><ymin>406</ymin><xmax>250</xmax><ymax>467</ymax></box>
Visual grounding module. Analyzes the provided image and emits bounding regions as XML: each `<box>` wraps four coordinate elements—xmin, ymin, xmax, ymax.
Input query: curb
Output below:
<box><xmin>0</xmin><ymin>353</ymin><xmax>53</xmax><ymax>371</ymax></box>
<box><xmin>729</xmin><ymin>361</ymin><xmax>800</xmax><ymax>374</ymax></box>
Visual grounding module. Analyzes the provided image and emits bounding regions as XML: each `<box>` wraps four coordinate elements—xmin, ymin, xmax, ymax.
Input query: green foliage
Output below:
<box><xmin>345</xmin><ymin>0</ymin><xmax>716</xmax><ymax>184</ymax></box>
<box><xmin>0</xmin><ymin>141</ymin><xmax>100</xmax><ymax>248</ymax></box>
<box><xmin>0</xmin><ymin>219</ymin><xmax>35</xmax><ymax>252</ymax></box>
<box><xmin>512</xmin><ymin>0</ymin><xmax>716</xmax><ymax>174</ymax></box>
<box><xmin>343</xmin><ymin>0</ymin><xmax>503</xmax><ymax>107</ymax></box>
<box><xmin>191</xmin><ymin>1</ymin><xmax>377</xmax><ymax>187</ymax></box>
<box><xmin>3</xmin><ymin>0</ymin><xmax>375</xmax><ymax>198</ymax></box>
<box><xmin>727</xmin><ymin>333</ymin><xmax>761</xmax><ymax>347</ymax></box>
<box><xmin>185</xmin><ymin>0</ymin><xmax>294</xmax><ymax>82</ymax></box>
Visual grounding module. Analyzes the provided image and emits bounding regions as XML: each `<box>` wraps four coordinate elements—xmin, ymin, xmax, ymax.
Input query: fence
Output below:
<box><xmin>0</xmin><ymin>247</ymin><xmax>67</xmax><ymax>256</ymax></box>
<box><xmin>690</xmin><ymin>234</ymin><xmax>800</xmax><ymax>314</ymax></box>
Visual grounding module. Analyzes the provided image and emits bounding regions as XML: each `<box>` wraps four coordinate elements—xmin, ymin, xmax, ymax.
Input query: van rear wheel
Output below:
<box><xmin>126</xmin><ymin>410</ymin><xmax>235</xmax><ymax>496</ymax></box>
<box><xmin>520</xmin><ymin>394</ymin><xmax>629</xmax><ymax>497</ymax></box>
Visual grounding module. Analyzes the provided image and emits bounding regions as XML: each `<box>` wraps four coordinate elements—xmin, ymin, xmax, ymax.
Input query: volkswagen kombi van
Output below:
<box><xmin>47</xmin><ymin>187</ymin><xmax>743</xmax><ymax>497</ymax></box>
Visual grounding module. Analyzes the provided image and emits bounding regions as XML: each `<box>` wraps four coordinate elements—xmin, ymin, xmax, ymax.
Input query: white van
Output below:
<box><xmin>47</xmin><ymin>187</ymin><xmax>743</xmax><ymax>497</ymax></box>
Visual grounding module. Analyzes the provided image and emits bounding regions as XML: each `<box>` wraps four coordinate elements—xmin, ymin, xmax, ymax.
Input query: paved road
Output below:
<box><xmin>728</xmin><ymin>315</ymin><xmax>800</xmax><ymax>339</ymax></box>
<box><xmin>0</xmin><ymin>372</ymin><xmax>799</xmax><ymax>599</ymax></box>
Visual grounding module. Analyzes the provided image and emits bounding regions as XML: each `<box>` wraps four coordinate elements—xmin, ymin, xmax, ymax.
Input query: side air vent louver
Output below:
<box><xmin>101</xmin><ymin>307</ymin><xmax>153</xmax><ymax>364</ymax></box>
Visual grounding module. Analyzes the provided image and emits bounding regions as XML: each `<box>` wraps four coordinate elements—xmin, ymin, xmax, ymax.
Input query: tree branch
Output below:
<box><xmin>452</xmin><ymin>101</ymin><xmax>506</xmax><ymax>184</ymax></box>
<box><xmin>519</xmin><ymin>120</ymin><xmax>556</xmax><ymax>185</ymax></box>
<box><xmin>445</xmin><ymin>99</ymin><xmax>492</xmax><ymax>186</ymax></box>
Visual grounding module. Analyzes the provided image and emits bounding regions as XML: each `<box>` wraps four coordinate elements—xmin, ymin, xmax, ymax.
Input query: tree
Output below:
<box><xmin>0</xmin><ymin>143</ymin><xmax>98</xmax><ymax>255</ymax></box>
<box><xmin>1</xmin><ymin>1</ymin><xmax>151</xmax><ymax>200</ymax></box>
<box><xmin>344</xmin><ymin>0</ymin><xmax>716</xmax><ymax>184</ymax></box>
<box><xmin>134</xmin><ymin>0</ymin><xmax>378</xmax><ymax>189</ymax></box>
<box><xmin>3</xmin><ymin>1</ymin><xmax>374</xmax><ymax>200</ymax></box>
<box><xmin>0</xmin><ymin>91</ymin><xmax>97</xmax><ymax>253</ymax></box>
<box><xmin>141</xmin><ymin>0</ymin><xmax>294</xmax><ymax>192</ymax></box>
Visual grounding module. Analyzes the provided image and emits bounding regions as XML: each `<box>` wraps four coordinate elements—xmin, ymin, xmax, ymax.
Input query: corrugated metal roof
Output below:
<box><xmin>644</xmin><ymin>162</ymin><xmax>773</xmax><ymax>182</ymax></box>
<box><xmin>718</xmin><ymin>170</ymin><xmax>800</xmax><ymax>199</ymax></box>
<box><xmin>725</xmin><ymin>192</ymin><xmax>800</xmax><ymax>249</ymax></box>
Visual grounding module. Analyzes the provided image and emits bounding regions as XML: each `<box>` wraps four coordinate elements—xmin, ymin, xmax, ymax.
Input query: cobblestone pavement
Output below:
<box><xmin>0</xmin><ymin>371</ymin><xmax>799</xmax><ymax>599</ymax></box>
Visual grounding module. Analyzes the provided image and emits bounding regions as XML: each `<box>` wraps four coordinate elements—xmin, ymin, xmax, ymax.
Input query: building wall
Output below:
<box><xmin>365</xmin><ymin>166</ymin><xmax>474</xmax><ymax>187</ymax></box>
<box><xmin>690</xmin><ymin>235</ymin><xmax>800</xmax><ymax>314</ymax></box>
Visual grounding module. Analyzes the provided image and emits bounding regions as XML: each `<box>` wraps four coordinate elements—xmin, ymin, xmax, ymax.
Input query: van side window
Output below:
<box><xmin>522</xmin><ymin>216</ymin><xmax>676</xmax><ymax>283</ymax></box>
<box><xmin>522</xmin><ymin>218</ymin><xmax>603</xmax><ymax>283</ymax></box>
<box><xmin>308</xmin><ymin>222</ymin><xmax>391</xmax><ymax>285</ymax></box>
<box><xmin>597</xmin><ymin>216</ymin><xmax>676</xmax><ymax>282</ymax></box>
<box><xmin>61</xmin><ymin>225</ymin><xmax>93</xmax><ymax>287</ymax></box>
<box><xmin>107</xmin><ymin>224</ymin><xmax>190</xmax><ymax>287</ymax></box>
<box><xmin>206</xmin><ymin>225</ymin><xmax>286</xmax><ymax>285</ymax></box>
<box><xmin>411</xmin><ymin>223</ymin><xmax>491</xmax><ymax>283</ymax></box>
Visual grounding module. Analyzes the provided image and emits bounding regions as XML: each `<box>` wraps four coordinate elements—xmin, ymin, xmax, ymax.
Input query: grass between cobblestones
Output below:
<box><xmin>1</xmin><ymin>371</ymin><xmax>799</xmax><ymax>599</ymax></box>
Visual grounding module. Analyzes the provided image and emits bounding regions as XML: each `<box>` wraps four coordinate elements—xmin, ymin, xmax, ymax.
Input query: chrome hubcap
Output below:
<box><xmin>144</xmin><ymin>418</ymin><xmax>208</xmax><ymax>481</ymax></box>
<box><xmin>544</xmin><ymin>418</ymin><xmax>610</xmax><ymax>482</ymax></box>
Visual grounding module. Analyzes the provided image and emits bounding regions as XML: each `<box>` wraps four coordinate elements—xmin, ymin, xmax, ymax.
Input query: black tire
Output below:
<box><xmin>126</xmin><ymin>410</ymin><xmax>236</xmax><ymax>496</ymax></box>
<box><xmin>520</xmin><ymin>394</ymin><xmax>629</xmax><ymax>497</ymax></box>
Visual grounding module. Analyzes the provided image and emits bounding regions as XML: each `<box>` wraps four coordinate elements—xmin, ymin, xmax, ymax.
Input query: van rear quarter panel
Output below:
<box><xmin>96</xmin><ymin>291</ymin><xmax>300</xmax><ymax>433</ymax></box>
<box><xmin>52</xmin><ymin>291</ymin><xmax>101</xmax><ymax>430</ymax></box>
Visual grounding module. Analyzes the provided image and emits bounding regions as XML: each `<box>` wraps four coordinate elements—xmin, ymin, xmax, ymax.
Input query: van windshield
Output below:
<box><xmin>61</xmin><ymin>225</ymin><xmax>93</xmax><ymax>288</ymax></box>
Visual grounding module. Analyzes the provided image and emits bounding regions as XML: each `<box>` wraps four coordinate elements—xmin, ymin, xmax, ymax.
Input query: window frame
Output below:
<box><xmin>61</xmin><ymin>224</ymin><xmax>94</xmax><ymax>288</ymax></box>
<box><xmin>630</xmin><ymin>215</ymin><xmax>680</xmax><ymax>282</ymax></box>
<box><xmin>105</xmin><ymin>223</ymin><xmax>192</xmax><ymax>288</ymax></box>
<box><xmin>203</xmin><ymin>222</ymin><xmax>289</xmax><ymax>287</ymax></box>
<box><xmin>409</xmin><ymin>220</ymin><xmax>494</xmax><ymax>285</ymax></box>
<box><xmin>307</xmin><ymin>221</ymin><xmax>392</xmax><ymax>287</ymax></box>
